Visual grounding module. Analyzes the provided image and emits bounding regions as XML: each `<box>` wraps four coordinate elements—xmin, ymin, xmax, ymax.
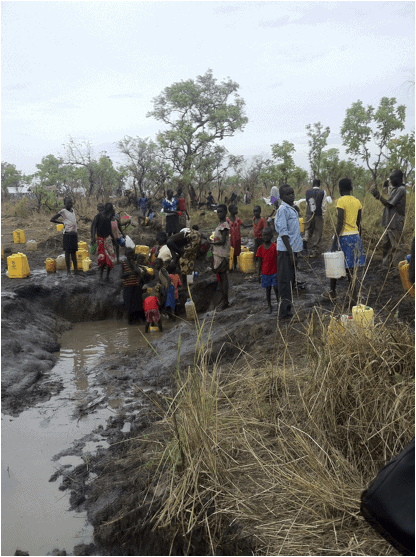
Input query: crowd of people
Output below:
<box><xmin>51</xmin><ymin>169</ymin><xmax>411</xmax><ymax>328</ymax></box>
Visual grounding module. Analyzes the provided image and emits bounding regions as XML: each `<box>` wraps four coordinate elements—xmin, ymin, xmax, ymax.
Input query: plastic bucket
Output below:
<box><xmin>323</xmin><ymin>251</ymin><xmax>346</xmax><ymax>278</ymax></box>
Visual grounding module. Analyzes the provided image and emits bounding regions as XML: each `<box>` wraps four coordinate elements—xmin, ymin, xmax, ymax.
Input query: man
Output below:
<box><xmin>371</xmin><ymin>170</ymin><xmax>406</xmax><ymax>268</ymax></box>
<box><xmin>274</xmin><ymin>185</ymin><xmax>303</xmax><ymax>320</ymax></box>
<box><xmin>303</xmin><ymin>179</ymin><xmax>327</xmax><ymax>257</ymax></box>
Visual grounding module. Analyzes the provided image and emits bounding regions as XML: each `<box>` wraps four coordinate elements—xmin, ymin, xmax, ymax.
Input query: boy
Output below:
<box><xmin>226</xmin><ymin>204</ymin><xmax>244</xmax><ymax>271</ymax></box>
<box><xmin>168</xmin><ymin>261</ymin><xmax>182</xmax><ymax>317</ymax></box>
<box><xmin>50</xmin><ymin>197</ymin><xmax>79</xmax><ymax>276</ymax></box>
<box><xmin>253</xmin><ymin>205</ymin><xmax>267</xmax><ymax>265</ymax></box>
<box><xmin>256</xmin><ymin>227</ymin><xmax>278</xmax><ymax>314</ymax></box>
<box><xmin>154</xmin><ymin>257</ymin><xmax>174</xmax><ymax>318</ymax></box>
<box><xmin>274</xmin><ymin>185</ymin><xmax>303</xmax><ymax>320</ymax></box>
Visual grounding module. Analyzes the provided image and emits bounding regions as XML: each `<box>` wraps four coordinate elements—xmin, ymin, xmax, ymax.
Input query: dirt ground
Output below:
<box><xmin>1</xmin><ymin>206</ymin><xmax>414</xmax><ymax>555</ymax></box>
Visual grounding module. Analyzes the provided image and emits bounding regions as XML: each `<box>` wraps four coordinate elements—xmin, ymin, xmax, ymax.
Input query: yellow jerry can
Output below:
<box><xmin>149</xmin><ymin>325</ymin><xmax>159</xmax><ymax>332</ymax></box>
<box><xmin>398</xmin><ymin>260</ymin><xmax>415</xmax><ymax>298</ymax></box>
<box><xmin>7</xmin><ymin>253</ymin><xmax>30</xmax><ymax>278</ymax></box>
<box><xmin>352</xmin><ymin>305</ymin><xmax>374</xmax><ymax>339</ymax></box>
<box><xmin>82</xmin><ymin>257</ymin><xmax>93</xmax><ymax>272</ymax></box>
<box><xmin>299</xmin><ymin>218</ymin><xmax>304</xmax><ymax>234</ymax></box>
<box><xmin>78</xmin><ymin>241</ymin><xmax>88</xmax><ymax>252</ymax></box>
<box><xmin>13</xmin><ymin>229</ymin><xmax>25</xmax><ymax>244</ymax></box>
<box><xmin>229</xmin><ymin>246</ymin><xmax>234</xmax><ymax>270</ymax></box>
<box><xmin>71</xmin><ymin>249</ymin><xmax>88</xmax><ymax>270</ymax></box>
<box><xmin>56</xmin><ymin>224</ymin><xmax>64</xmax><ymax>231</ymax></box>
<box><xmin>45</xmin><ymin>258</ymin><xmax>56</xmax><ymax>273</ymax></box>
<box><xmin>135</xmin><ymin>245</ymin><xmax>149</xmax><ymax>263</ymax></box>
<box><xmin>238</xmin><ymin>251</ymin><xmax>256</xmax><ymax>273</ymax></box>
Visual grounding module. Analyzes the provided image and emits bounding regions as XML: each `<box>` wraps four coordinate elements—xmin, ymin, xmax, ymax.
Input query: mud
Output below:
<box><xmin>1</xmin><ymin>217</ymin><xmax>414</xmax><ymax>555</ymax></box>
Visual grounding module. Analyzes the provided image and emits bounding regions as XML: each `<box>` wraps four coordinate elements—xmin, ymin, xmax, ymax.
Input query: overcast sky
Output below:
<box><xmin>2</xmin><ymin>0</ymin><xmax>415</xmax><ymax>177</ymax></box>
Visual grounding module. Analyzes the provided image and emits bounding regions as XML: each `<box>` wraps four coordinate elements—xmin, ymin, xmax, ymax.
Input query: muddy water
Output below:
<box><xmin>1</xmin><ymin>319</ymin><xmax>171</xmax><ymax>556</ymax></box>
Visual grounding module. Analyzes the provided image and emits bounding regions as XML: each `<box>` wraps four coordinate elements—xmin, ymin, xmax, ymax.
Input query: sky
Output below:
<box><xmin>2</xmin><ymin>0</ymin><xmax>415</xmax><ymax>179</ymax></box>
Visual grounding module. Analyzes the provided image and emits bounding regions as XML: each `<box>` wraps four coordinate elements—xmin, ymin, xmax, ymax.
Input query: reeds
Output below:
<box><xmin>137</xmin><ymin>310</ymin><xmax>414</xmax><ymax>555</ymax></box>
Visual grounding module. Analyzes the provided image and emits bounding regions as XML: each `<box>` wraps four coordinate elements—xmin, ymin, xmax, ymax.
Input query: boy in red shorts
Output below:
<box><xmin>256</xmin><ymin>226</ymin><xmax>278</xmax><ymax>314</ymax></box>
<box><xmin>143</xmin><ymin>291</ymin><xmax>163</xmax><ymax>332</ymax></box>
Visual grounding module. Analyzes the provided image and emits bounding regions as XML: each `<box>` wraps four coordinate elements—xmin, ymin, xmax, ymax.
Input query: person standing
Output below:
<box><xmin>371</xmin><ymin>170</ymin><xmax>406</xmax><ymax>268</ymax></box>
<box><xmin>175</xmin><ymin>186</ymin><xmax>189</xmax><ymax>229</ymax></box>
<box><xmin>162</xmin><ymin>189</ymin><xmax>179</xmax><ymax>236</ymax></box>
<box><xmin>92</xmin><ymin>202</ymin><xmax>116</xmax><ymax>282</ymax></box>
<box><xmin>211</xmin><ymin>204</ymin><xmax>231</xmax><ymax>310</ymax></box>
<box><xmin>322</xmin><ymin>178</ymin><xmax>365</xmax><ymax>305</ymax></box>
<box><xmin>303</xmin><ymin>179</ymin><xmax>327</xmax><ymax>257</ymax></box>
<box><xmin>50</xmin><ymin>197</ymin><xmax>79</xmax><ymax>276</ymax></box>
<box><xmin>274</xmin><ymin>185</ymin><xmax>303</xmax><ymax>320</ymax></box>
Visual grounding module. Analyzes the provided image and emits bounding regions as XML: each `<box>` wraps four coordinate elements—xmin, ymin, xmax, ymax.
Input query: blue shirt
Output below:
<box><xmin>138</xmin><ymin>197</ymin><xmax>147</xmax><ymax>212</ymax></box>
<box><xmin>274</xmin><ymin>202</ymin><xmax>303</xmax><ymax>252</ymax></box>
<box><xmin>162</xmin><ymin>197</ymin><xmax>178</xmax><ymax>213</ymax></box>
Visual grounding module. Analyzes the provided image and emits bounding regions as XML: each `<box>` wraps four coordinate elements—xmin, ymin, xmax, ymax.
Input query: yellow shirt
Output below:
<box><xmin>336</xmin><ymin>195</ymin><xmax>362</xmax><ymax>236</ymax></box>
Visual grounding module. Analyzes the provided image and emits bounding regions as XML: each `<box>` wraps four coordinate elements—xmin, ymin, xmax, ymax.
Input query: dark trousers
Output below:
<box><xmin>304</xmin><ymin>215</ymin><xmax>324</xmax><ymax>251</ymax></box>
<box><xmin>277</xmin><ymin>251</ymin><xmax>295</xmax><ymax>318</ymax></box>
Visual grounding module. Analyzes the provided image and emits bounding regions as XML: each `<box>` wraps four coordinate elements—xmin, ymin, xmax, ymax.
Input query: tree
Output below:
<box><xmin>271</xmin><ymin>141</ymin><xmax>296</xmax><ymax>184</ymax></box>
<box><xmin>384</xmin><ymin>130</ymin><xmax>415</xmax><ymax>186</ymax></box>
<box><xmin>1</xmin><ymin>162</ymin><xmax>23</xmax><ymax>198</ymax></box>
<box><xmin>340</xmin><ymin>97</ymin><xmax>406</xmax><ymax>185</ymax></box>
<box><xmin>63</xmin><ymin>137</ymin><xmax>101</xmax><ymax>197</ymax></box>
<box><xmin>287</xmin><ymin>166</ymin><xmax>309</xmax><ymax>193</ymax></box>
<box><xmin>147</xmin><ymin>69</ymin><xmax>248</xmax><ymax>197</ymax></box>
<box><xmin>305</xmin><ymin>121</ymin><xmax>330</xmax><ymax>179</ymax></box>
<box><xmin>117</xmin><ymin>136</ymin><xmax>161</xmax><ymax>200</ymax></box>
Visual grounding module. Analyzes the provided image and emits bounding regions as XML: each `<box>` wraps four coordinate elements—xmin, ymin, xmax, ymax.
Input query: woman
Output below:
<box><xmin>175</xmin><ymin>186</ymin><xmax>189</xmax><ymax>229</ymax></box>
<box><xmin>211</xmin><ymin>204</ymin><xmax>231</xmax><ymax>310</ymax></box>
<box><xmin>50</xmin><ymin>197</ymin><xmax>78</xmax><ymax>276</ymax></box>
<box><xmin>120</xmin><ymin>248</ymin><xmax>144</xmax><ymax>323</ymax></box>
<box><xmin>323</xmin><ymin>178</ymin><xmax>365</xmax><ymax>305</ymax></box>
<box><xmin>92</xmin><ymin>202</ymin><xmax>116</xmax><ymax>282</ymax></box>
<box><xmin>162</xmin><ymin>189</ymin><xmax>179</xmax><ymax>236</ymax></box>
<box><xmin>111</xmin><ymin>214</ymin><xmax>125</xmax><ymax>264</ymax></box>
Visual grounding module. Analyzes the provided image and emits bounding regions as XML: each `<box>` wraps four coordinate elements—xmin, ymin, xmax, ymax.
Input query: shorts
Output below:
<box><xmin>261</xmin><ymin>273</ymin><xmax>278</xmax><ymax>288</ymax></box>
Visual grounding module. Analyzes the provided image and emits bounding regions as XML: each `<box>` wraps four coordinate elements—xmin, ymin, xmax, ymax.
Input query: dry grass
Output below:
<box><xmin>109</xmin><ymin>309</ymin><xmax>413</xmax><ymax>555</ymax></box>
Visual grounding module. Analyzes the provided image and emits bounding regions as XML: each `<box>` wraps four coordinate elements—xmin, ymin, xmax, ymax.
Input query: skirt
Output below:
<box><xmin>63</xmin><ymin>232</ymin><xmax>78</xmax><ymax>252</ymax></box>
<box><xmin>97</xmin><ymin>235</ymin><xmax>115</xmax><ymax>269</ymax></box>
<box><xmin>339</xmin><ymin>234</ymin><xmax>365</xmax><ymax>268</ymax></box>
<box><xmin>166</xmin><ymin>213</ymin><xmax>180</xmax><ymax>235</ymax></box>
<box><xmin>123</xmin><ymin>285</ymin><xmax>143</xmax><ymax>316</ymax></box>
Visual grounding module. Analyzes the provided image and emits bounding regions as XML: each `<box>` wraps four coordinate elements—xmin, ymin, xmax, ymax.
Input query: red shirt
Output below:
<box><xmin>169</xmin><ymin>274</ymin><xmax>182</xmax><ymax>299</ymax></box>
<box><xmin>253</xmin><ymin>217</ymin><xmax>266</xmax><ymax>239</ymax></box>
<box><xmin>256</xmin><ymin>243</ymin><xmax>277</xmax><ymax>275</ymax></box>
<box><xmin>226</xmin><ymin>216</ymin><xmax>243</xmax><ymax>246</ymax></box>
<box><xmin>143</xmin><ymin>296</ymin><xmax>159</xmax><ymax>311</ymax></box>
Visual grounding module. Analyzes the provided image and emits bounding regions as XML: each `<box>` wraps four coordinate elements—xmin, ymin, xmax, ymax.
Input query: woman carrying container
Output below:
<box><xmin>322</xmin><ymin>178</ymin><xmax>365</xmax><ymax>305</ymax></box>
<box><xmin>92</xmin><ymin>202</ymin><xmax>117</xmax><ymax>282</ymax></box>
<box><xmin>50</xmin><ymin>197</ymin><xmax>79</xmax><ymax>276</ymax></box>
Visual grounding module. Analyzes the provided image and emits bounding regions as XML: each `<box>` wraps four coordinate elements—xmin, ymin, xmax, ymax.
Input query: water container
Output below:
<box><xmin>187</xmin><ymin>273</ymin><xmax>194</xmax><ymax>285</ymax></box>
<box><xmin>323</xmin><ymin>251</ymin><xmax>346</xmax><ymax>278</ymax></box>
<box><xmin>229</xmin><ymin>246</ymin><xmax>234</xmax><ymax>270</ymax></box>
<box><xmin>7</xmin><ymin>253</ymin><xmax>30</xmax><ymax>278</ymax></box>
<box><xmin>82</xmin><ymin>257</ymin><xmax>93</xmax><ymax>272</ymax></box>
<box><xmin>56</xmin><ymin>224</ymin><xmax>64</xmax><ymax>232</ymax></box>
<box><xmin>398</xmin><ymin>260</ymin><xmax>415</xmax><ymax>298</ymax></box>
<box><xmin>56</xmin><ymin>254</ymin><xmax>67</xmax><ymax>270</ymax></box>
<box><xmin>145</xmin><ymin>266</ymin><xmax>154</xmax><ymax>276</ymax></box>
<box><xmin>341</xmin><ymin>314</ymin><xmax>356</xmax><ymax>333</ymax></box>
<box><xmin>135</xmin><ymin>245</ymin><xmax>149</xmax><ymax>263</ymax></box>
<box><xmin>241</xmin><ymin>246</ymin><xmax>250</xmax><ymax>253</ymax></box>
<box><xmin>327</xmin><ymin>316</ymin><xmax>344</xmax><ymax>344</ymax></box>
<box><xmin>26</xmin><ymin>240</ymin><xmax>37</xmax><ymax>251</ymax></box>
<box><xmin>72</xmin><ymin>249</ymin><xmax>89</xmax><ymax>269</ymax></box>
<box><xmin>406</xmin><ymin>254</ymin><xmax>411</xmax><ymax>263</ymax></box>
<box><xmin>238</xmin><ymin>251</ymin><xmax>256</xmax><ymax>273</ymax></box>
<box><xmin>13</xmin><ymin>229</ymin><xmax>25</xmax><ymax>244</ymax></box>
<box><xmin>149</xmin><ymin>325</ymin><xmax>159</xmax><ymax>332</ymax></box>
<box><xmin>299</xmin><ymin>217</ymin><xmax>304</xmax><ymax>234</ymax></box>
<box><xmin>185</xmin><ymin>299</ymin><xmax>196</xmax><ymax>321</ymax></box>
<box><xmin>78</xmin><ymin>241</ymin><xmax>88</xmax><ymax>252</ymax></box>
<box><xmin>45</xmin><ymin>258</ymin><xmax>56</xmax><ymax>273</ymax></box>
<box><xmin>352</xmin><ymin>305</ymin><xmax>374</xmax><ymax>338</ymax></box>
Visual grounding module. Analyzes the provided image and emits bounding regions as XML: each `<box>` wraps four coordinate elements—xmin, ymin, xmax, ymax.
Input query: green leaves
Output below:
<box><xmin>305</xmin><ymin>122</ymin><xmax>331</xmax><ymax>179</ymax></box>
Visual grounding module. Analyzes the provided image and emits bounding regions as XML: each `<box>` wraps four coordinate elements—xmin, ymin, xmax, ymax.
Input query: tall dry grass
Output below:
<box><xmin>117</xmin><ymin>309</ymin><xmax>414</xmax><ymax>555</ymax></box>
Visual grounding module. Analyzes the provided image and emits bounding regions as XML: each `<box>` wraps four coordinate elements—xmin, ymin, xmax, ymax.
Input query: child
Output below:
<box><xmin>210</xmin><ymin>204</ymin><xmax>231</xmax><ymax>310</ymax></box>
<box><xmin>226</xmin><ymin>204</ymin><xmax>243</xmax><ymax>271</ymax></box>
<box><xmin>274</xmin><ymin>185</ymin><xmax>303</xmax><ymax>320</ymax></box>
<box><xmin>120</xmin><ymin>247</ymin><xmax>142</xmax><ymax>324</ymax></box>
<box><xmin>253</xmin><ymin>205</ymin><xmax>267</xmax><ymax>265</ymax></box>
<box><xmin>155</xmin><ymin>231</ymin><xmax>172</xmax><ymax>266</ymax></box>
<box><xmin>256</xmin><ymin>227</ymin><xmax>279</xmax><ymax>314</ymax></box>
<box><xmin>50</xmin><ymin>197</ymin><xmax>79</xmax><ymax>276</ymax></box>
<box><xmin>154</xmin><ymin>257</ymin><xmax>174</xmax><ymax>318</ymax></box>
<box><xmin>168</xmin><ymin>261</ymin><xmax>182</xmax><ymax>317</ymax></box>
<box><xmin>142</xmin><ymin>290</ymin><xmax>163</xmax><ymax>333</ymax></box>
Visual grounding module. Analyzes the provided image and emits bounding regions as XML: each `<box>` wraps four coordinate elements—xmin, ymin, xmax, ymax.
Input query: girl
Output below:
<box><xmin>120</xmin><ymin>248</ymin><xmax>142</xmax><ymax>324</ymax></box>
<box><xmin>168</xmin><ymin>261</ymin><xmax>182</xmax><ymax>317</ymax></box>
<box><xmin>92</xmin><ymin>202</ymin><xmax>116</xmax><ymax>282</ymax></box>
<box><xmin>175</xmin><ymin>186</ymin><xmax>189</xmax><ymax>230</ymax></box>
<box><xmin>256</xmin><ymin>227</ymin><xmax>279</xmax><ymax>314</ymax></box>
<box><xmin>111</xmin><ymin>214</ymin><xmax>125</xmax><ymax>264</ymax></box>
<box><xmin>50</xmin><ymin>197</ymin><xmax>78</xmax><ymax>276</ymax></box>
<box><xmin>323</xmin><ymin>178</ymin><xmax>365</xmax><ymax>305</ymax></box>
<box><xmin>226</xmin><ymin>204</ymin><xmax>243</xmax><ymax>271</ymax></box>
